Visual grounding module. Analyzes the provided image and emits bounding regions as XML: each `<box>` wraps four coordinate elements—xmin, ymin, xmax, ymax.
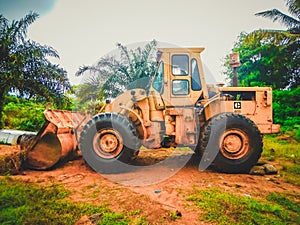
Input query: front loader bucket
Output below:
<box><xmin>22</xmin><ymin>109</ymin><xmax>86</xmax><ymax>170</ymax></box>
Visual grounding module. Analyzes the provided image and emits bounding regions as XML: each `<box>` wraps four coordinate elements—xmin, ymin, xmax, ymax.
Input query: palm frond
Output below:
<box><xmin>0</xmin><ymin>15</ymin><xmax>8</xmax><ymax>34</ymax></box>
<box><xmin>75</xmin><ymin>65</ymin><xmax>101</xmax><ymax>76</ymax></box>
<box><xmin>13</xmin><ymin>12</ymin><xmax>39</xmax><ymax>43</ymax></box>
<box><xmin>141</xmin><ymin>39</ymin><xmax>157</xmax><ymax>64</ymax></box>
<box><xmin>286</xmin><ymin>0</ymin><xmax>300</xmax><ymax>20</ymax></box>
<box><xmin>97</xmin><ymin>56</ymin><xmax>132</xmax><ymax>80</ymax></box>
<box><xmin>255</xmin><ymin>9</ymin><xmax>300</xmax><ymax>29</ymax></box>
<box><xmin>75</xmin><ymin>40</ymin><xmax>158</xmax><ymax>99</ymax></box>
<box><xmin>27</xmin><ymin>40</ymin><xmax>59</xmax><ymax>58</ymax></box>
<box><xmin>117</xmin><ymin>43</ymin><xmax>134</xmax><ymax>74</ymax></box>
<box><xmin>246</xmin><ymin>29</ymin><xmax>299</xmax><ymax>48</ymax></box>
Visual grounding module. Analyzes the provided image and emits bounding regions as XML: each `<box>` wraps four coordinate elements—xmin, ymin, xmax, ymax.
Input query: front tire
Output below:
<box><xmin>199</xmin><ymin>112</ymin><xmax>262</xmax><ymax>173</ymax></box>
<box><xmin>79</xmin><ymin>113</ymin><xmax>141</xmax><ymax>173</ymax></box>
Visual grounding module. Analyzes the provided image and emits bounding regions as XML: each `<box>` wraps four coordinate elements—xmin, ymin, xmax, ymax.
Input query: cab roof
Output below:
<box><xmin>157</xmin><ymin>47</ymin><xmax>205</xmax><ymax>53</ymax></box>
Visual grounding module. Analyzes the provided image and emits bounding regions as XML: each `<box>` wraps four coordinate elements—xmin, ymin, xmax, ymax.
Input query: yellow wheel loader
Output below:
<box><xmin>23</xmin><ymin>48</ymin><xmax>280</xmax><ymax>173</ymax></box>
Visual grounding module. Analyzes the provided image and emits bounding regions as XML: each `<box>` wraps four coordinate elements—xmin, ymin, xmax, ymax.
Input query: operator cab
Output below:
<box><xmin>150</xmin><ymin>48</ymin><xmax>209</xmax><ymax>107</ymax></box>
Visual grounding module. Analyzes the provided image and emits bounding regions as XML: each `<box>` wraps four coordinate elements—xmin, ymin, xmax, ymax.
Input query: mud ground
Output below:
<box><xmin>3</xmin><ymin>146</ymin><xmax>300</xmax><ymax>224</ymax></box>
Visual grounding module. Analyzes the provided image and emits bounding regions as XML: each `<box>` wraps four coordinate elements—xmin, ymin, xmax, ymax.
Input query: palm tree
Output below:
<box><xmin>243</xmin><ymin>0</ymin><xmax>300</xmax><ymax>89</ymax></box>
<box><xmin>247</xmin><ymin>0</ymin><xmax>299</xmax><ymax>44</ymax></box>
<box><xmin>0</xmin><ymin>12</ymin><xmax>71</xmax><ymax>128</ymax></box>
<box><xmin>256</xmin><ymin>0</ymin><xmax>299</xmax><ymax>32</ymax></box>
<box><xmin>76</xmin><ymin>40</ymin><xmax>158</xmax><ymax>100</ymax></box>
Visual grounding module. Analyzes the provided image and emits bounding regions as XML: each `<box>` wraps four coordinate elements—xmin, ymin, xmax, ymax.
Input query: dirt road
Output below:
<box><xmin>10</xmin><ymin>147</ymin><xmax>300</xmax><ymax>224</ymax></box>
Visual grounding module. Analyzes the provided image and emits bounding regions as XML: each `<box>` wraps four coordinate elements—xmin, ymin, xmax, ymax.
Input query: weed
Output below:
<box><xmin>126</xmin><ymin>210</ymin><xmax>149</xmax><ymax>225</ymax></box>
<box><xmin>129</xmin><ymin>209</ymin><xmax>142</xmax><ymax>215</ymax></box>
<box><xmin>98</xmin><ymin>212</ymin><xmax>127</xmax><ymax>225</ymax></box>
<box><xmin>168</xmin><ymin>210</ymin><xmax>182</xmax><ymax>221</ymax></box>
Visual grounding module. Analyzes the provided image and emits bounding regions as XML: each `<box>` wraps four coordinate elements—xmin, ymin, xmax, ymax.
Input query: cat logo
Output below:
<box><xmin>234</xmin><ymin>101</ymin><xmax>242</xmax><ymax>110</ymax></box>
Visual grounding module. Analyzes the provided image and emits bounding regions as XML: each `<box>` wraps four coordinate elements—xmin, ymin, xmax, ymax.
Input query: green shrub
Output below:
<box><xmin>3</xmin><ymin>96</ymin><xmax>46</xmax><ymax>131</ymax></box>
<box><xmin>273</xmin><ymin>87</ymin><xmax>300</xmax><ymax>126</ymax></box>
<box><xmin>273</xmin><ymin>87</ymin><xmax>300</xmax><ymax>140</ymax></box>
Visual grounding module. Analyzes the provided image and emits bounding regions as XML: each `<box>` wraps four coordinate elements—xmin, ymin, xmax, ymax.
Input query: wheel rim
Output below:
<box><xmin>93</xmin><ymin>129</ymin><xmax>123</xmax><ymax>159</ymax></box>
<box><xmin>219</xmin><ymin>129</ymin><xmax>249</xmax><ymax>160</ymax></box>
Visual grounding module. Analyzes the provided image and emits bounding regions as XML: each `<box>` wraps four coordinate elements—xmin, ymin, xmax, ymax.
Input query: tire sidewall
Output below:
<box><xmin>203</xmin><ymin>113</ymin><xmax>262</xmax><ymax>173</ymax></box>
<box><xmin>80</xmin><ymin>113</ymin><xmax>140</xmax><ymax>173</ymax></box>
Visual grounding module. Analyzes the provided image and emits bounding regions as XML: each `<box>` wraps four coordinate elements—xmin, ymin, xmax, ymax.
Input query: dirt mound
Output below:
<box><xmin>0</xmin><ymin>145</ymin><xmax>25</xmax><ymax>175</ymax></box>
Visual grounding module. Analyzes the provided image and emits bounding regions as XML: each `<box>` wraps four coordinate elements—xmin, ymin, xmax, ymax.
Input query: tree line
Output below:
<box><xmin>224</xmin><ymin>0</ymin><xmax>299</xmax><ymax>134</ymax></box>
<box><xmin>0</xmin><ymin>0</ymin><xmax>299</xmax><ymax>136</ymax></box>
<box><xmin>225</xmin><ymin>0</ymin><xmax>299</xmax><ymax>89</ymax></box>
<box><xmin>0</xmin><ymin>12</ymin><xmax>71</xmax><ymax>128</ymax></box>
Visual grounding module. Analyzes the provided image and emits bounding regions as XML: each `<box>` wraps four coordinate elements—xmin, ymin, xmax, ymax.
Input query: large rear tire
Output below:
<box><xmin>79</xmin><ymin>113</ymin><xmax>141</xmax><ymax>173</ymax></box>
<box><xmin>199</xmin><ymin>112</ymin><xmax>262</xmax><ymax>173</ymax></box>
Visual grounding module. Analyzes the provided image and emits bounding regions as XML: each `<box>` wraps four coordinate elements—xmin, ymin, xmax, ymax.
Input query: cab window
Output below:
<box><xmin>191</xmin><ymin>58</ymin><xmax>202</xmax><ymax>90</ymax></box>
<box><xmin>172</xmin><ymin>55</ymin><xmax>189</xmax><ymax>75</ymax></box>
<box><xmin>152</xmin><ymin>62</ymin><xmax>164</xmax><ymax>94</ymax></box>
<box><xmin>172</xmin><ymin>80</ymin><xmax>189</xmax><ymax>95</ymax></box>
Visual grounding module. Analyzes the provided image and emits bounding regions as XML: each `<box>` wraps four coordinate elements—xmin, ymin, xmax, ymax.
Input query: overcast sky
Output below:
<box><xmin>0</xmin><ymin>0</ymin><xmax>288</xmax><ymax>85</ymax></box>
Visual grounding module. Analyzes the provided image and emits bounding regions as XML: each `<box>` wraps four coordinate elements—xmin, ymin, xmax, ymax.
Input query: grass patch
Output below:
<box><xmin>263</xmin><ymin>135</ymin><xmax>299</xmax><ymax>160</ymax></box>
<box><xmin>0</xmin><ymin>177</ymin><xmax>145</xmax><ymax>225</ymax></box>
<box><xmin>267</xmin><ymin>192</ymin><xmax>300</xmax><ymax>215</ymax></box>
<box><xmin>187</xmin><ymin>188</ymin><xmax>300</xmax><ymax>225</ymax></box>
<box><xmin>263</xmin><ymin>134</ymin><xmax>300</xmax><ymax>185</ymax></box>
<box><xmin>281</xmin><ymin>163</ymin><xmax>300</xmax><ymax>186</ymax></box>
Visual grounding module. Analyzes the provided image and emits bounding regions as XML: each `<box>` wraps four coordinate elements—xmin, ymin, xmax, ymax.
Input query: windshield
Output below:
<box><xmin>152</xmin><ymin>61</ymin><xmax>164</xmax><ymax>94</ymax></box>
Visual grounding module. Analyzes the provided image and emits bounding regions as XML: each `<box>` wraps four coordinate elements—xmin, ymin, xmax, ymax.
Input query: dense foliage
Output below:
<box><xmin>273</xmin><ymin>87</ymin><xmax>300</xmax><ymax>126</ymax></box>
<box><xmin>225</xmin><ymin>0</ymin><xmax>299</xmax><ymax>88</ymax></box>
<box><xmin>273</xmin><ymin>87</ymin><xmax>300</xmax><ymax>140</ymax></box>
<box><xmin>2</xmin><ymin>94</ymin><xmax>75</xmax><ymax>132</ymax></box>
<box><xmin>2</xmin><ymin>95</ymin><xmax>45</xmax><ymax>131</ymax></box>
<box><xmin>225</xmin><ymin>32</ymin><xmax>299</xmax><ymax>89</ymax></box>
<box><xmin>0</xmin><ymin>13</ymin><xmax>71</xmax><ymax>128</ymax></box>
<box><xmin>75</xmin><ymin>40</ymin><xmax>158</xmax><ymax>102</ymax></box>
